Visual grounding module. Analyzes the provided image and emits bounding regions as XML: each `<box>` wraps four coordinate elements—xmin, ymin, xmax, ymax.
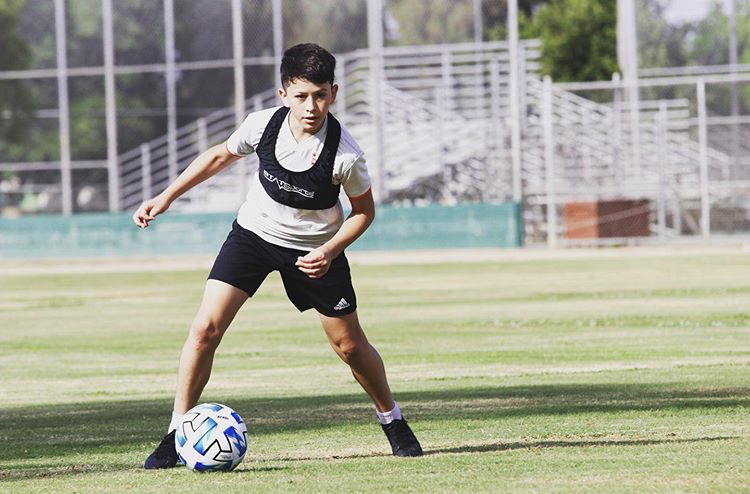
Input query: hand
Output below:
<box><xmin>295</xmin><ymin>247</ymin><xmax>334</xmax><ymax>279</ymax></box>
<box><xmin>132</xmin><ymin>195</ymin><xmax>171</xmax><ymax>228</ymax></box>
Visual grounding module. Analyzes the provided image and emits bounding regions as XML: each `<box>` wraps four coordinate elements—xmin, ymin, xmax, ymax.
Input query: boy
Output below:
<box><xmin>134</xmin><ymin>43</ymin><xmax>422</xmax><ymax>468</ymax></box>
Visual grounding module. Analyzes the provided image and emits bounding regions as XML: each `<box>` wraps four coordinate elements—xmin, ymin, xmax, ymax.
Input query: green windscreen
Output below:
<box><xmin>0</xmin><ymin>202</ymin><xmax>522</xmax><ymax>259</ymax></box>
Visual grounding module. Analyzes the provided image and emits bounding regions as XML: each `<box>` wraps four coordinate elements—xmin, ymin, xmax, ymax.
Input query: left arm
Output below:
<box><xmin>295</xmin><ymin>188</ymin><xmax>375</xmax><ymax>279</ymax></box>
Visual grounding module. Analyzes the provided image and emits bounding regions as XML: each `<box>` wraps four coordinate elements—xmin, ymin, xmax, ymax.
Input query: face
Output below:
<box><xmin>279</xmin><ymin>78</ymin><xmax>338</xmax><ymax>135</ymax></box>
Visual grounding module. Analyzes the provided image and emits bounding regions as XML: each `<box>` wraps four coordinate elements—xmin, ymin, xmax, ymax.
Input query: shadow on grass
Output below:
<box><xmin>0</xmin><ymin>382</ymin><xmax>747</xmax><ymax>476</ymax></box>
<box><xmin>0</xmin><ymin>461</ymin><xmax>289</xmax><ymax>482</ymax></box>
<box><xmin>0</xmin><ymin>463</ymin><xmax>138</xmax><ymax>482</ymax></box>
<box><xmin>241</xmin><ymin>435</ymin><xmax>738</xmax><ymax>462</ymax></box>
<box><xmin>427</xmin><ymin>435</ymin><xmax>738</xmax><ymax>455</ymax></box>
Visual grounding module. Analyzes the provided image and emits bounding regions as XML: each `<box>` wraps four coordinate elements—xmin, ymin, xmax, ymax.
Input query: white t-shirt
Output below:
<box><xmin>226</xmin><ymin>106</ymin><xmax>371</xmax><ymax>251</ymax></box>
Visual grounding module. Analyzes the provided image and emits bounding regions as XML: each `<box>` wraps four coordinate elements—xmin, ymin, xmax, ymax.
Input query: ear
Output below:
<box><xmin>278</xmin><ymin>87</ymin><xmax>289</xmax><ymax>107</ymax></box>
<box><xmin>330</xmin><ymin>84</ymin><xmax>338</xmax><ymax>105</ymax></box>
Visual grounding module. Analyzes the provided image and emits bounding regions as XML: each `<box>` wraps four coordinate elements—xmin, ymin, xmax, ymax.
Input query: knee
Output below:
<box><xmin>189</xmin><ymin>316</ymin><xmax>224</xmax><ymax>350</ymax></box>
<box><xmin>335</xmin><ymin>337</ymin><xmax>365</xmax><ymax>365</ymax></box>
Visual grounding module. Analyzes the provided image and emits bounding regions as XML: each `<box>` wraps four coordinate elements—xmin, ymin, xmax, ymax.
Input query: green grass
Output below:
<box><xmin>1</xmin><ymin>253</ymin><xmax>749</xmax><ymax>493</ymax></box>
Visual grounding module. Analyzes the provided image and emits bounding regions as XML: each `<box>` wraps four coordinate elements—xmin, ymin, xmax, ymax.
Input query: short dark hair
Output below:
<box><xmin>280</xmin><ymin>43</ymin><xmax>336</xmax><ymax>88</ymax></box>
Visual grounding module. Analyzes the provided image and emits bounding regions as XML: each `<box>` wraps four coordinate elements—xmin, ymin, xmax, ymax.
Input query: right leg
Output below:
<box><xmin>144</xmin><ymin>280</ymin><xmax>247</xmax><ymax>469</ymax></box>
<box><xmin>173</xmin><ymin>279</ymin><xmax>248</xmax><ymax>413</ymax></box>
<box><xmin>146</xmin><ymin>222</ymin><xmax>269</xmax><ymax>469</ymax></box>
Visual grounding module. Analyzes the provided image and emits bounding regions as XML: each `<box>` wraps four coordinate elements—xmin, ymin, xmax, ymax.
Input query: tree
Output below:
<box><xmin>636</xmin><ymin>0</ymin><xmax>691</xmax><ymax>69</ymax></box>
<box><xmin>690</xmin><ymin>1</ymin><xmax>750</xmax><ymax>114</ymax></box>
<box><xmin>284</xmin><ymin>0</ymin><xmax>368</xmax><ymax>53</ymax></box>
<box><xmin>0</xmin><ymin>0</ymin><xmax>35</xmax><ymax>151</ymax></box>
<box><xmin>482</xmin><ymin>0</ymin><xmax>618</xmax><ymax>82</ymax></box>
<box><xmin>523</xmin><ymin>0</ymin><xmax>619</xmax><ymax>82</ymax></box>
<box><xmin>383</xmin><ymin>0</ymin><xmax>475</xmax><ymax>46</ymax></box>
<box><xmin>483</xmin><ymin>0</ymin><xmax>548</xmax><ymax>41</ymax></box>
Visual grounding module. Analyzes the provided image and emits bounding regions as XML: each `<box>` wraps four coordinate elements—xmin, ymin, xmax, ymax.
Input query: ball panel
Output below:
<box><xmin>224</xmin><ymin>425</ymin><xmax>248</xmax><ymax>458</ymax></box>
<box><xmin>191</xmin><ymin>417</ymin><xmax>219</xmax><ymax>455</ymax></box>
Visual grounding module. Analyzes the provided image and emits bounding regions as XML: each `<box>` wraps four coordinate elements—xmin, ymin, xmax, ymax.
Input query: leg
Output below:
<box><xmin>319</xmin><ymin>310</ymin><xmax>423</xmax><ymax>457</ymax></box>
<box><xmin>318</xmin><ymin>310</ymin><xmax>394</xmax><ymax>412</ymax></box>
<box><xmin>146</xmin><ymin>280</ymin><xmax>248</xmax><ymax>469</ymax></box>
<box><xmin>173</xmin><ymin>279</ymin><xmax>248</xmax><ymax>413</ymax></box>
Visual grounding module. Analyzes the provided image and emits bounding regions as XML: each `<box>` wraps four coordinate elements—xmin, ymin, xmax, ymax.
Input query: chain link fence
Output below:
<box><xmin>0</xmin><ymin>0</ymin><xmax>487</xmax><ymax>215</ymax></box>
<box><xmin>1</xmin><ymin>0</ymin><xmax>749</xmax><ymax>245</ymax></box>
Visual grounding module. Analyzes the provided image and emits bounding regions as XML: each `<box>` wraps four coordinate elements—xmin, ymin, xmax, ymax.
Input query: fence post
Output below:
<box><xmin>656</xmin><ymin>101</ymin><xmax>668</xmax><ymax>240</ymax></box>
<box><xmin>272</xmin><ymin>0</ymin><xmax>283</xmax><ymax>82</ymax></box>
<box><xmin>490</xmin><ymin>58</ymin><xmax>505</xmax><ymax>197</ymax></box>
<box><xmin>473</xmin><ymin>0</ymin><xmax>483</xmax><ymax>43</ymax></box>
<box><xmin>729</xmin><ymin>0</ymin><xmax>740</xmax><ymax>170</ymax></box>
<box><xmin>197</xmin><ymin>118</ymin><xmax>208</xmax><ymax>153</ymax></box>
<box><xmin>508</xmin><ymin>0</ymin><xmax>523</xmax><ymax>203</ymax></box>
<box><xmin>543</xmin><ymin>76</ymin><xmax>557</xmax><ymax>248</ymax></box>
<box><xmin>140</xmin><ymin>144</ymin><xmax>152</xmax><ymax>203</ymax></box>
<box><xmin>612</xmin><ymin>73</ymin><xmax>623</xmax><ymax>184</ymax></box>
<box><xmin>434</xmin><ymin>85</ymin><xmax>451</xmax><ymax>202</ymax></box>
<box><xmin>582</xmin><ymin>107</ymin><xmax>591</xmax><ymax>183</ymax></box>
<box><xmin>518</xmin><ymin>43</ymin><xmax>528</xmax><ymax>128</ymax></box>
<box><xmin>102</xmin><ymin>0</ymin><xmax>119</xmax><ymax>211</ymax></box>
<box><xmin>337</xmin><ymin>56</ymin><xmax>347</xmax><ymax>126</ymax></box>
<box><xmin>441</xmin><ymin>49</ymin><xmax>453</xmax><ymax>114</ymax></box>
<box><xmin>696</xmin><ymin>79</ymin><xmax>710</xmax><ymax>240</ymax></box>
<box><xmin>54</xmin><ymin>0</ymin><xmax>72</xmax><ymax>216</ymax></box>
<box><xmin>628</xmin><ymin>74</ymin><xmax>641</xmax><ymax>181</ymax></box>
<box><xmin>231</xmin><ymin>0</ymin><xmax>245</xmax><ymax>128</ymax></box>
<box><xmin>163</xmin><ymin>0</ymin><xmax>178</xmax><ymax>183</ymax></box>
<box><xmin>367</xmin><ymin>0</ymin><xmax>386</xmax><ymax>202</ymax></box>
<box><xmin>671</xmin><ymin>193</ymin><xmax>682</xmax><ymax>237</ymax></box>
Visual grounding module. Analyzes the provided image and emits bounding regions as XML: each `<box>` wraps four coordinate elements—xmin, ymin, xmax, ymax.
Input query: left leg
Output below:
<box><xmin>319</xmin><ymin>309</ymin><xmax>423</xmax><ymax>457</ymax></box>
<box><xmin>318</xmin><ymin>310</ymin><xmax>394</xmax><ymax>412</ymax></box>
<box><xmin>281</xmin><ymin>251</ymin><xmax>422</xmax><ymax>456</ymax></box>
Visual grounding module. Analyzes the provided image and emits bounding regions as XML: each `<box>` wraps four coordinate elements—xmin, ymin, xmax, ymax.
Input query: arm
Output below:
<box><xmin>295</xmin><ymin>188</ymin><xmax>375</xmax><ymax>279</ymax></box>
<box><xmin>132</xmin><ymin>142</ymin><xmax>241</xmax><ymax>228</ymax></box>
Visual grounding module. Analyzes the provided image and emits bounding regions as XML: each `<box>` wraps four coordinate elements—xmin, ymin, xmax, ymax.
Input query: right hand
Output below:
<box><xmin>132</xmin><ymin>195</ymin><xmax>171</xmax><ymax>228</ymax></box>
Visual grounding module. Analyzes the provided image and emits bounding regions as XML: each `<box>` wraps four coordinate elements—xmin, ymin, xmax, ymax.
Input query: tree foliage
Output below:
<box><xmin>0</xmin><ymin>0</ymin><xmax>35</xmax><ymax>147</ymax></box>
<box><xmin>483</xmin><ymin>0</ymin><xmax>548</xmax><ymax>41</ymax></box>
<box><xmin>384</xmin><ymin>0</ymin><xmax>475</xmax><ymax>46</ymax></box>
<box><xmin>284</xmin><ymin>0</ymin><xmax>367</xmax><ymax>53</ymax></box>
<box><xmin>522</xmin><ymin>0</ymin><xmax>619</xmax><ymax>82</ymax></box>
<box><xmin>3</xmin><ymin>0</ymin><xmax>749</xmax><ymax>165</ymax></box>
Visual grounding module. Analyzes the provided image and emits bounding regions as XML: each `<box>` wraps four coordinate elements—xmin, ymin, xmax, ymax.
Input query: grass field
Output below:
<box><xmin>1</xmin><ymin>251</ymin><xmax>749</xmax><ymax>493</ymax></box>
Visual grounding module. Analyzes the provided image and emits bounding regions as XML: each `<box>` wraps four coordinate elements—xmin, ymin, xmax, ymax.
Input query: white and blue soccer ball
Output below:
<box><xmin>175</xmin><ymin>403</ymin><xmax>248</xmax><ymax>472</ymax></box>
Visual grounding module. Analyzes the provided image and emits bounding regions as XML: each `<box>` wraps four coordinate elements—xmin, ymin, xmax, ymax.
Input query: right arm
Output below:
<box><xmin>132</xmin><ymin>142</ymin><xmax>241</xmax><ymax>228</ymax></box>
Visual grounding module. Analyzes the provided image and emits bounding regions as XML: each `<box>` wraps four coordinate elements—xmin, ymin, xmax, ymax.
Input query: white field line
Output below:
<box><xmin>3</xmin><ymin>244</ymin><xmax>750</xmax><ymax>276</ymax></box>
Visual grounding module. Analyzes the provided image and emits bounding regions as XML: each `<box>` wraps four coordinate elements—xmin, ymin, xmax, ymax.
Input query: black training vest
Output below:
<box><xmin>256</xmin><ymin>106</ymin><xmax>342</xmax><ymax>210</ymax></box>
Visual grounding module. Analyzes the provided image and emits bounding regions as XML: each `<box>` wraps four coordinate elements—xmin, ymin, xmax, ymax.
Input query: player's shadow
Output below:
<box><xmin>0</xmin><ymin>382</ymin><xmax>748</xmax><ymax>479</ymax></box>
<box><xmin>0</xmin><ymin>462</ymin><xmax>290</xmax><ymax>482</ymax></box>
<box><xmin>425</xmin><ymin>435</ymin><xmax>737</xmax><ymax>456</ymax></box>
<box><xmin>245</xmin><ymin>435</ymin><xmax>737</xmax><ymax>462</ymax></box>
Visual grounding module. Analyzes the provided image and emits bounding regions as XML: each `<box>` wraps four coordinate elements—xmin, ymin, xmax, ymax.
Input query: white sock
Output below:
<box><xmin>167</xmin><ymin>411</ymin><xmax>184</xmax><ymax>433</ymax></box>
<box><xmin>376</xmin><ymin>401</ymin><xmax>402</xmax><ymax>425</ymax></box>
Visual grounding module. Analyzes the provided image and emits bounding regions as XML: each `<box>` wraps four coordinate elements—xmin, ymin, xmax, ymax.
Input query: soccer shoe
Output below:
<box><xmin>381</xmin><ymin>418</ymin><xmax>423</xmax><ymax>457</ymax></box>
<box><xmin>144</xmin><ymin>430</ymin><xmax>179</xmax><ymax>469</ymax></box>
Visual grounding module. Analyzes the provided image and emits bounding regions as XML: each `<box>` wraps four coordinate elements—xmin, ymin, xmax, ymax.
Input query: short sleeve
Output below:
<box><xmin>226</xmin><ymin>106</ymin><xmax>280</xmax><ymax>157</ymax></box>
<box><xmin>339</xmin><ymin>154</ymin><xmax>372</xmax><ymax>198</ymax></box>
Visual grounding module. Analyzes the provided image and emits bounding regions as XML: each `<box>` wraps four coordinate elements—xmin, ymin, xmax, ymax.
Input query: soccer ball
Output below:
<box><xmin>175</xmin><ymin>403</ymin><xmax>248</xmax><ymax>472</ymax></box>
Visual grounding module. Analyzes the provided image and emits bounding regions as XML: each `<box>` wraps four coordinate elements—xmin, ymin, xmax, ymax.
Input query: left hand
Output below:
<box><xmin>295</xmin><ymin>247</ymin><xmax>333</xmax><ymax>279</ymax></box>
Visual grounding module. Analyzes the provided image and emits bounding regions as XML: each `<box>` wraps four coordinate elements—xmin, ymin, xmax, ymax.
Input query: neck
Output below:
<box><xmin>288</xmin><ymin>113</ymin><xmax>326</xmax><ymax>143</ymax></box>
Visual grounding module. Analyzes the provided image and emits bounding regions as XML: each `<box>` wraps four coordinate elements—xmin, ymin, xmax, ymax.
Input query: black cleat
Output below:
<box><xmin>144</xmin><ymin>430</ymin><xmax>179</xmax><ymax>469</ymax></box>
<box><xmin>381</xmin><ymin>418</ymin><xmax>423</xmax><ymax>457</ymax></box>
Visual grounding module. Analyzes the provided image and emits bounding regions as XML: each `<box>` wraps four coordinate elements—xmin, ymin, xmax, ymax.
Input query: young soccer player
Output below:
<box><xmin>135</xmin><ymin>43</ymin><xmax>422</xmax><ymax>468</ymax></box>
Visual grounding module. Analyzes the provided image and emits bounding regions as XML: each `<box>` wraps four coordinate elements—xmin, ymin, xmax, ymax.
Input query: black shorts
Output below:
<box><xmin>208</xmin><ymin>220</ymin><xmax>357</xmax><ymax>317</ymax></box>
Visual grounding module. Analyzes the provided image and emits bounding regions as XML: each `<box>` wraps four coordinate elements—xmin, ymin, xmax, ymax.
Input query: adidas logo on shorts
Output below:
<box><xmin>333</xmin><ymin>298</ymin><xmax>350</xmax><ymax>311</ymax></box>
